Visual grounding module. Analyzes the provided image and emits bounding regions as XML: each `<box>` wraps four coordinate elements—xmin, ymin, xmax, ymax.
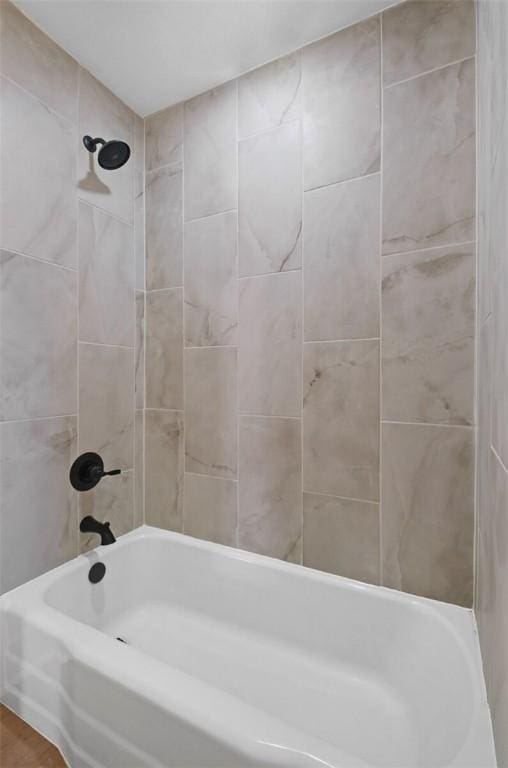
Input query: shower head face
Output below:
<box><xmin>97</xmin><ymin>140</ymin><xmax>131</xmax><ymax>170</ymax></box>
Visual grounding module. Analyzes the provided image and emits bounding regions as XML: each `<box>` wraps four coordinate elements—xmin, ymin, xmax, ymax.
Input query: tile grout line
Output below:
<box><xmin>78</xmin><ymin>197</ymin><xmax>133</xmax><ymax>229</ymax></box>
<box><xmin>384</xmin><ymin>54</ymin><xmax>476</xmax><ymax>91</ymax></box>
<box><xmin>0</xmin><ymin>414</ymin><xmax>78</xmax><ymax>426</ymax></box>
<box><xmin>473</xmin><ymin>14</ymin><xmax>480</xmax><ymax>608</ymax></box>
<box><xmin>379</xmin><ymin>11</ymin><xmax>384</xmax><ymax>588</ymax></box>
<box><xmin>181</xmin><ymin>91</ymin><xmax>187</xmax><ymax>537</ymax></box>
<box><xmin>76</xmin><ymin>68</ymin><xmax>81</xmax><ymax>556</ymax></box>
<box><xmin>79</xmin><ymin>340</ymin><xmax>135</xmax><ymax>351</ymax></box>
<box><xmin>238</xmin><ymin>115</ymin><xmax>301</xmax><ymax>144</ymax></box>
<box><xmin>299</xmin><ymin>64</ymin><xmax>305</xmax><ymax>566</ymax></box>
<box><xmin>235</xmin><ymin>77</ymin><xmax>241</xmax><ymax>550</ymax></box>
<box><xmin>303</xmin><ymin>488</ymin><xmax>379</xmax><ymax>506</ymax></box>
<box><xmin>382</xmin><ymin>239</ymin><xmax>477</xmax><ymax>260</ymax></box>
<box><xmin>0</xmin><ymin>72</ymin><xmax>77</xmax><ymax>130</ymax></box>
<box><xmin>304</xmin><ymin>169</ymin><xmax>381</xmax><ymax>195</ymax></box>
<box><xmin>2</xmin><ymin>248</ymin><xmax>77</xmax><ymax>273</ymax></box>
<box><xmin>381</xmin><ymin>419</ymin><xmax>474</xmax><ymax>430</ymax></box>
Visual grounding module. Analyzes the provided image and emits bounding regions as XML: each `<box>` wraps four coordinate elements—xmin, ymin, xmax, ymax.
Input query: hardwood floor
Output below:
<box><xmin>0</xmin><ymin>704</ymin><xmax>66</xmax><ymax>767</ymax></box>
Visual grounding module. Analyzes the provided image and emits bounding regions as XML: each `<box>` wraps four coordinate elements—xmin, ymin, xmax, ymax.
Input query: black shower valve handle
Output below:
<box><xmin>91</xmin><ymin>466</ymin><xmax>121</xmax><ymax>481</ymax></box>
<box><xmin>70</xmin><ymin>452</ymin><xmax>122</xmax><ymax>492</ymax></box>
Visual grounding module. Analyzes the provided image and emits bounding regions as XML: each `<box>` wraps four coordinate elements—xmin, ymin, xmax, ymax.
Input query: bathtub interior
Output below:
<box><xmin>40</xmin><ymin>530</ymin><xmax>480</xmax><ymax>767</ymax></box>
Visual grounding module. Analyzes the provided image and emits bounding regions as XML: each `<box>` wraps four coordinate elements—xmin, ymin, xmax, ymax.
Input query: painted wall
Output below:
<box><xmin>0</xmin><ymin>2</ymin><xmax>145</xmax><ymax>593</ymax></box>
<box><xmin>475</xmin><ymin>0</ymin><xmax>508</xmax><ymax>763</ymax></box>
<box><xmin>143</xmin><ymin>0</ymin><xmax>477</xmax><ymax>606</ymax></box>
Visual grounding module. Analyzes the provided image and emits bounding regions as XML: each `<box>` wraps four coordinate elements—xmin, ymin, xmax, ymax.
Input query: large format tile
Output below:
<box><xmin>382</xmin><ymin>422</ymin><xmax>474</xmax><ymax>606</ymax></box>
<box><xmin>239</xmin><ymin>121</ymin><xmax>302</xmax><ymax>276</ymax></box>
<box><xmin>303</xmin><ymin>492</ymin><xmax>379</xmax><ymax>585</ymax></box>
<box><xmin>145</xmin><ymin>288</ymin><xmax>183</xmax><ymax>409</ymax></box>
<box><xmin>133</xmin><ymin>114</ymin><xmax>145</xmax><ymax>173</ymax></box>
<box><xmin>302</xmin><ymin>17</ymin><xmax>380</xmax><ymax>190</ymax></box>
<box><xmin>78</xmin><ymin>202</ymin><xmax>135</xmax><ymax>347</ymax></box>
<box><xmin>492</xmin><ymin>179</ymin><xmax>508</xmax><ymax>468</ymax></box>
<box><xmin>145</xmin><ymin>163</ymin><xmax>183</xmax><ymax>290</ymax></box>
<box><xmin>135</xmin><ymin>291</ymin><xmax>145</xmax><ymax>410</ymax></box>
<box><xmin>0</xmin><ymin>1</ymin><xmax>78</xmax><ymax>124</ymax></box>
<box><xmin>0</xmin><ymin>77</ymin><xmax>77</xmax><ymax>268</ymax></box>
<box><xmin>184</xmin><ymin>474</ymin><xmax>237</xmax><ymax>547</ymax></box>
<box><xmin>239</xmin><ymin>272</ymin><xmax>301</xmax><ymax>417</ymax></box>
<box><xmin>144</xmin><ymin>409</ymin><xmax>184</xmax><ymax>531</ymax></box>
<box><xmin>382</xmin><ymin>244</ymin><xmax>475</xmax><ymax>425</ymax></box>
<box><xmin>79</xmin><ymin>470</ymin><xmax>134</xmax><ymax>552</ymax></box>
<box><xmin>238</xmin><ymin>51</ymin><xmax>301</xmax><ymax>139</ymax></box>
<box><xmin>383</xmin><ymin>58</ymin><xmax>475</xmax><ymax>255</ymax></box>
<box><xmin>134</xmin><ymin>170</ymin><xmax>145</xmax><ymax>290</ymax></box>
<box><xmin>145</xmin><ymin>103</ymin><xmax>183</xmax><ymax>171</ymax></box>
<box><xmin>184</xmin><ymin>211</ymin><xmax>238</xmax><ymax>347</ymax></box>
<box><xmin>184</xmin><ymin>82</ymin><xmax>237</xmax><ymax>221</ymax></box>
<box><xmin>185</xmin><ymin>347</ymin><xmax>237</xmax><ymax>479</ymax></box>
<box><xmin>134</xmin><ymin>409</ymin><xmax>144</xmax><ymax>527</ymax></box>
<box><xmin>0</xmin><ymin>251</ymin><xmax>77</xmax><ymax>421</ymax></box>
<box><xmin>383</xmin><ymin>0</ymin><xmax>475</xmax><ymax>86</ymax></box>
<box><xmin>304</xmin><ymin>174</ymin><xmax>380</xmax><ymax>341</ymax></box>
<box><xmin>303</xmin><ymin>340</ymin><xmax>379</xmax><ymax>501</ymax></box>
<box><xmin>78</xmin><ymin>69</ymin><xmax>134</xmax><ymax>224</ymax></box>
<box><xmin>239</xmin><ymin>416</ymin><xmax>302</xmax><ymax>561</ymax></box>
<box><xmin>79</xmin><ymin>343</ymin><xmax>134</xmax><ymax>469</ymax></box>
<box><xmin>0</xmin><ymin>416</ymin><xmax>77</xmax><ymax>594</ymax></box>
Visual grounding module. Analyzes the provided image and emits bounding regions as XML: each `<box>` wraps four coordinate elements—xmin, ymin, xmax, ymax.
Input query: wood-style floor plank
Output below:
<box><xmin>0</xmin><ymin>704</ymin><xmax>66</xmax><ymax>767</ymax></box>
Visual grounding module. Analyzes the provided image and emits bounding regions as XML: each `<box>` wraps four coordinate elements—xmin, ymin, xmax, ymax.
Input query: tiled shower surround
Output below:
<box><xmin>143</xmin><ymin>0</ymin><xmax>477</xmax><ymax>607</ymax></box>
<box><xmin>475</xmin><ymin>0</ymin><xmax>508</xmax><ymax>762</ymax></box>
<box><xmin>0</xmin><ymin>2</ymin><xmax>145</xmax><ymax>592</ymax></box>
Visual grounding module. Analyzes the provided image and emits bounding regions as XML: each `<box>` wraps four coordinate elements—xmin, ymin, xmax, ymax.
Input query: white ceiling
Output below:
<box><xmin>14</xmin><ymin>0</ymin><xmax>394</xmax><ymax>117</ymax></box>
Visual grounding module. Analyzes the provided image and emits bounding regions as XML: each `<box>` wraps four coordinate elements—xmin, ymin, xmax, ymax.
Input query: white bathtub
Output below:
<box><xmin>0</xmin><ymin>526</ymin><xmax>496</xmax><ymax>768</ymax></box>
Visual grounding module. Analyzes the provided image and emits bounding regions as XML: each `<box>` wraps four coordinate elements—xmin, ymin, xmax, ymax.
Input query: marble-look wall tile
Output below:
<box><xmin>78</xmin><ymin>202</ymin><xmax>135</xmax><ymax>347</ymax></box>
<box><xmin>184</xmin><ymin>82</ymin><xmax>237</xmax><ymax>221</ymax></box>
<box><xmin>239</xmin><ymin>271</ymin><xmax>302</xmax><ymax>417</ymax></box>
<box><xmin>145</xmin><ymin>163</ymin><xmax>183</xmax><ymax>290</ymax></box>
<box><xmin>144</xmin><ymin>409</ymin><xmax>184</xmax><ymax>531</ymax></box>
<box><xmin>239</xmin><ymin>416</ymin><xmax>302</xmax><ymax>561</ymax></box>
<box><xmin>78</xmin><ymin>69</ymin><xmax>134</xmax><ymax>225</ymax></box>
<box><xmin>134</xmin><ymin>409</ymin><xmax>144</xmax><ymax>527</ymax></box>
<box><xmin>238</xmin><ymin>51</ymin><xmax>301</xmax><ymax>139</ymax></box>
<box><xmin>185</xmin><ymin>347</ymin><xmax>237</xmax><ymax>479</ymax></box>
<box><xmin>303</xmin><ymin>340</ymin><xmax>379</xmax><ymax>501</ymax></box>
<box><xmin>0</xmin><ymin>1</ymin><xmax>78</xmax><ymax>124</ymax></box>
<box><xmin>478</xmin><ymin>452</ymin><xmax>508</xmax><ymax>763</ymax></box>
<box><xmin>0</xmin><ymin>251</ymin><xmax>77</xmax><ymax>421</ymax></box>
<box><xmin>382</xmin><ymin>422</ymin><xmax>474</xmax><ymax>606</ymax></box>
<box><xmin>304</xmin><ymin>174</ymin><xmax>380</xmax><ymax>341</ymax></box>
<box><xmin>134</xmin><ymin>170</ymin><xmax>145</xmax><ymax>291</ymax></box>
<box><xmin>492</xmin><ymin>221</ymin><xmax>508</xmax><ymax>469</ymax></box>
<box><xmin>303</xmin><ymin>493</ymin><xmax>379</xmax><ymax>585</ymax></box>
<box><xmin>184</xmin><ymin>211</ymin><xmax>238</xmax><ymax>347</ymax></box>
<box><xmin>382</xmin><ymin>244</ymin><xmax>475</xmax><ymax>425</ymax></box>
<box><xmin>302</xmin><ymin>17</ymin><xmax>380</xmax><ymax>190</ymax></box>
<box><xmin>145</xmin><ymin>103</ymin><xmax>183</xmax><ymax>171</ymax></box>
<box><xmin>476</xmin><ymin>4</ymin><xmax>508</xmax><ymax>760</ymax></box>
<box><xmin>0</xmin><ymin>416</ymin><xmax>78</xmax><ymax>594</ymax></box>
<box><xmin>383</xmin><ymin>58</ymin><xmax>475</xmax><ymax>255</ymax></box>
<box><xmin>79</xmin><ymin>470</ymin><xmax>134</xmax><ymax>552</ymax></box>
<box><xmin>184</xmin><ymin>474</ymin><xmax>237</xmax><ymax>547</ymax></box>
<box><xmin>135</xmin><ymin>291</ymin><xmax>145</xmax><ymax>410</ymax></box>
<box><xmin>79</xmin><ymin>343</ymin><xmax>134</xmax><ymax>469</ymax></box>
<box><xmin>133</xmin><ymin>114</ymin><xmax>145</xmax><ymax>173</ymax></box>
<box><xmin>145</xmin><ymin>288</ymin><xmax>183</xmax><ymax>409</ymax></box>
<box><xmin>382</xmin><ymin>0</ymin><xmax>475</xmax><ymax>86</ymax></box>
<box><xmin>239</xmin><ymin>120</ymin><xmax>302</xmax><ymax>276</ymax></box>
<box><xmin>0</xmin><ymin>76</ymin><xmax>77</xmax><ymax>268</ymax></box>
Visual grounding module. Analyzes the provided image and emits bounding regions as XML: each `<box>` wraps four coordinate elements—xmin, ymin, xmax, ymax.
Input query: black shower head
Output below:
<box><xmin>83</xmin><ymin>135</ymin><xmax>131</xmax><ymax>170</ymax></box>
